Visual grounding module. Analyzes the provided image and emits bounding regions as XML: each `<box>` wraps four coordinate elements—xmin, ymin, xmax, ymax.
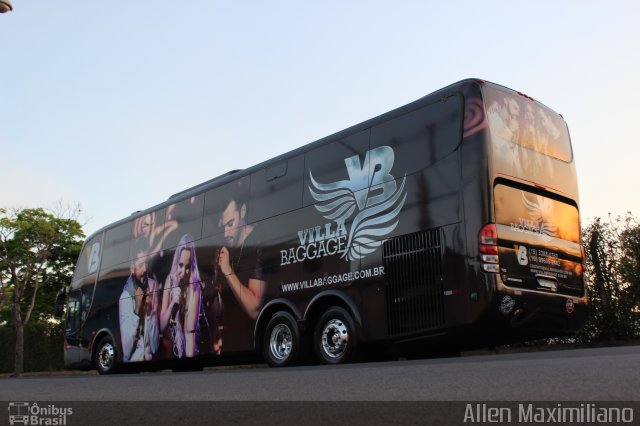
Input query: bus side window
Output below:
<box><xmin>303</xmin><ymin>129</ymin><xmax>370</xmax><ymax>208</ymax></box>
<box><xmin>249</xmin><ymin>154</ymin><xmax>304</xmax><ymax>223</ymax></box>
<box><xmin>161</xmin><ymin>194</ymin><xmax>205</xmax><ymax>251</ymax></box>
<box><xmin>369</xmin><ymin>96</ymin><xmax>463</xmax><ymax>180</ymax></box>
<box><xmin>101</xmin><ymin>222</ymin><xmax>133</xmax><ymax>269</ymax></box>
<box><xmin>72</xmin><ymin>234</ymin><xmax>103</xmax><ymax>281</ymax></box>
<box><xmin>65</xmin><ymin>291</ymin><xmax>81</xmax><ymax>334</ymax></box>
<box><xmin>202</xmin><ymin>176</ymin><xmax>251</xmax><ymax>239</ymax></box>
<box><xmin>131</xmin><ymin>208</ymin><xmax>167</xmax><ymax>258</ymax></box>
<box><xmin>81</xmin><ymin>286</ymin><xmax>94</xmax><ymax>322</ymax></box>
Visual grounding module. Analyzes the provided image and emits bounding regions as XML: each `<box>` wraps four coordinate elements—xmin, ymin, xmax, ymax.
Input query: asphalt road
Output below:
<box><xmin>1</xmin><ymin>345</ymin><xmax>638</xmax><ymax>402</ymax></box>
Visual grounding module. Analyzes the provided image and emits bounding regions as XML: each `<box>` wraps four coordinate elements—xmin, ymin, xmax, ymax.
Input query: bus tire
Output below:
<box><xmin>314</xmin><ymin>307</ymin><xmax>358</xmax><ymax>364</ymax></box>
<box><xmin>94</xmin><ymin>336</ymin><xmax>118</xmax><ymax>375</ymax></box>
<box><xmin>263</xmin><ymin>311</ymin><xmax>300</xmax><ymax>367</ymax></box>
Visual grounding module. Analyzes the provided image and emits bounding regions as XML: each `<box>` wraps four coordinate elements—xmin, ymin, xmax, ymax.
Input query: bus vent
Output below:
<box><xmin>383</xmin><ymin>228</ymin><xmax>445</xmax><ymax>336</ymax></box>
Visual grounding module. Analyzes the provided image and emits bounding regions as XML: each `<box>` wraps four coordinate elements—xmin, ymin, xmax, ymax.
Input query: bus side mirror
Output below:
<box><xmin>54</xmin><ymin>287</ymin><xmax>67</xmax><ymax>318</ymax></box>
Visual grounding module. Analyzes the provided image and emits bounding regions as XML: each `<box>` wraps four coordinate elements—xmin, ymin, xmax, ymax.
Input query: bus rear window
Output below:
<box><xmin>483</xmin><ymin>85</ymin><xmax>572</xmax><ymax>162</ymax></box>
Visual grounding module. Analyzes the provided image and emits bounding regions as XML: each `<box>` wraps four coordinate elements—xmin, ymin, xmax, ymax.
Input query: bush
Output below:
<box><xmin>577</xmin><ymin>214</ymin><xmax>640</xmax><ymax>342</ymax></box>
<box><xmin>0</xmin><ymin>322</ymin><xmax>65</xmax><ymax>373</ymax></box>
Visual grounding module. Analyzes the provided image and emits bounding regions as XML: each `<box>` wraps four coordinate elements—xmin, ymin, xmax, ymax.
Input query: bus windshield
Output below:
<box><xmin>483</xmin><ymin>84</ymin><xmax>572</xmax><ymax>162</ymax></box>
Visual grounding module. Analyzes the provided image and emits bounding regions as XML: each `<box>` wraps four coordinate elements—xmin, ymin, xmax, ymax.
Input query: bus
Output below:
<box><xmin>57</xmin><ymin>79</ymin><xmax>587</xmax><ymax>374</ymax></box>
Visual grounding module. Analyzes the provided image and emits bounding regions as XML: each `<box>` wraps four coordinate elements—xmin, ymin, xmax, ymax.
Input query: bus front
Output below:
<box><xmin>481</xmin><ymin>82</ymin><xmax>587</xmax><ymax>338</ymax></box>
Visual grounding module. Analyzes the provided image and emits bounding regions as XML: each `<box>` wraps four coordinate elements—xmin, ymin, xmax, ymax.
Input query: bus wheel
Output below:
<box><xmin>314</xmin><ymin>307</ymin><xmax>358</xmax><ymax>364</ymax></box>
<box><xmin>94</xmin><ymin>336</ymin><xmax>117</xmax><ymax>375</ymax></box>
<box><xmin>264</xmin><ymin>311</ymin><xmax>300</xmax><ymax>367</ymax></box>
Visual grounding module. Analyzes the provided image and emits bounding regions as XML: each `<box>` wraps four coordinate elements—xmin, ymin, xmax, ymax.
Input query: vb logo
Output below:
<box><xmin>309</xmin><ymin>146</ymin><xmax>407</xmax><ymax>261</ymax></box>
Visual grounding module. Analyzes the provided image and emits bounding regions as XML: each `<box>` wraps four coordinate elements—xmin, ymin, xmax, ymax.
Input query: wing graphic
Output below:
<box><xmin>522</xmin><ymin>193</ymin><xmax>556</xmax><ymax>241</ymax></box>
<box><xmin>343</xmin><ymin>175</ymin><xmax>407</xmax><ymax>261</ymax></box>
<box><xmin>309</xmin><ymin>172</ymin><xmax>357</xmax><ymax>225</ymax></box>
<box><xmin>309</xmin><ymin>169</ymin><xmax>408</xmax><ymax>262</ymax></box>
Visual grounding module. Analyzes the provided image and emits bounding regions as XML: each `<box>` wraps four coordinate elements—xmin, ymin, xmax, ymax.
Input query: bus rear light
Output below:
<box><xmin>482</xmin><ymin>254</ymin><xmax>499</xmax><ymax>264</ymax></box>
<box><xmin>482</xmin><ymin>263</ymin><xmax>500</xmax><ymax>273</ymax></box>
<box><xmin>480</xmin><ymin>224</ymin><xmax>499</xmax><ymax>273</ymax></box>
<box><xmin>480</xmin><ymin>244</ymin><xmax>498</xmax><ymax>255</ymax></box>
<box><xmin>480</xmin><ymin>224</ymin><xmax>497</xmax><ymax>245</ymax></box>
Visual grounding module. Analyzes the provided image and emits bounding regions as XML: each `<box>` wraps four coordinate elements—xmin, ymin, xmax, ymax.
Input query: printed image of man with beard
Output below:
<box><xmin>119</xmin><ymin>235</ymin><xmax>159</xmax><ymax>362</ymax></box>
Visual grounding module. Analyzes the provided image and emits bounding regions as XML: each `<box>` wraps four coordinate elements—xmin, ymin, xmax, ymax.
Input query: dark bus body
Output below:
<box><xmin>61</xmin><ymin>79</ymin><xmax>587</xmax><ymax>373</ymax></box>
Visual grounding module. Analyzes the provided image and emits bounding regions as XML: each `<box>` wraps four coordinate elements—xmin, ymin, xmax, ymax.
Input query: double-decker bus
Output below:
<box><xmin>57</xmin><ymin>79</ymin><xmax>587</xmax><ymax>374</ymax></box>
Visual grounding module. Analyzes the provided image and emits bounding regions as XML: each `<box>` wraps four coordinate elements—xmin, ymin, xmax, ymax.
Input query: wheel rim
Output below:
<box><xmin>98</xmin><ymin>342</ymin><xmax>115</xmax><ymax>371</ymax></box>
<box><xmin>321</xmin><ymin>319</ymin><xmax>349</xmax><ymax>359</ymax></box>
<box><xmin>269</xmin><ymin>324</ymin><xmax>293</xmax><ymax>361</ymax></box>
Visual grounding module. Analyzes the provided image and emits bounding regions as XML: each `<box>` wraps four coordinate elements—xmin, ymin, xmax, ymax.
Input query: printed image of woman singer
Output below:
<box><xmin>159</xmin><ymin>234</ymin><xmax>202</xmax><ymax>358</ymax></box>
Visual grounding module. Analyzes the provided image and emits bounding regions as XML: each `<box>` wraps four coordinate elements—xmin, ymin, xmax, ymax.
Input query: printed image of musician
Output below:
<box><xmin>216</xmin><ymin>192</ymin><xmax>266</xmax><ymax>320</ymax></box>
<box><xmin>119</xmin><ymin>236</ymin><xmax>159</xmax><ymax>362</ymax></box>
<box><xmin>159</xmin><ymin>234</ymin><xmax>203</xmax><ymax>358</ymax></box>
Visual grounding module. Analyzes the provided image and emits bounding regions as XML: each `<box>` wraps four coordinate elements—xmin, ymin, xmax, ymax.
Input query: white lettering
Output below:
<box><xmin>316</xmin><ymin>240</ymin><xmax>327</xmax><ymax>258</ymax></box>
<box><xmin>324</xmin><ymin>222</ymin><xmax>336</xmax><ymax>239</ymax></box>
<box><xmin>463</xmin><ymin>404</ymin><xmax>474</xmax><ymax>422</ymax></box>
<box><xmin>297</xmin><ymin>228</ymin><xmax>312</xmax><ymax>245</ymax></box>
<box><xmin>280</xmin><ymin>266</ymin><xmax>386</xmax><ymax>293</ymax></box>
<box><xmin>280</xmin><ymin>235</ymin><xmax>349</xmax><ymax>266</ymax></box>
<box><xmin>464</xmin><ymin>404</ymin><xmax>510</xmax><ymax>423</ymax></box>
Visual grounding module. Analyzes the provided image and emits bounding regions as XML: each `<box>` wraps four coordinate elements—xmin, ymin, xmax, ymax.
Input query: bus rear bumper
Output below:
<box><xmin>486</xmin><ymin>275</ymin><xmax>588</xmax><ymax>339</ymax></box>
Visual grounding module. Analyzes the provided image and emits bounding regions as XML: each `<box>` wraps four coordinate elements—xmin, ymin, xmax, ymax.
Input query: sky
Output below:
<box><xmin>1</xmin><ymin>1</ymin><xmax>639</xmax><ymax>238</ymax></box>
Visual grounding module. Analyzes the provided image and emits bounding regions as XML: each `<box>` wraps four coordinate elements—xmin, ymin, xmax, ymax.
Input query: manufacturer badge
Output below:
<box><xmin>565</xmin><ymin>298</ymin><xmax>575</xmax><ymax>314</ymax></box>
<box><xmin>499</xmin><ymin>295</ymin><xmax>515</xmax><ymax>315</ymax></box>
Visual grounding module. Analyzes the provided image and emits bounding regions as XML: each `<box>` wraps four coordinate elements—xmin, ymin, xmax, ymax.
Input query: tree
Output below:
<box><xmin>619</xmin><ymin>216</ymin><xmax>640</xmax><ymax>304</ymax></box>
<box><xmin>578</xmin><ymin>214</ymin><xmax>640</xmax><ymax>342</ymax></box>
<box><xmin>0</xmin><ymin>207</ymin><xmax>84</xmax><ymax>375</ymax></box>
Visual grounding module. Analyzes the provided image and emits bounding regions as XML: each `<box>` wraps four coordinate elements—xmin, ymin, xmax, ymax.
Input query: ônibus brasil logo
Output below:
<box><xmin>280</xmin><ymin>146</ymin><xmax>407</xmax><ymax>265</ymax></box>
<box><xmin>7</xmin><ymin>402</ymin><xmax>73</xmax><ymax>425</ymax></box>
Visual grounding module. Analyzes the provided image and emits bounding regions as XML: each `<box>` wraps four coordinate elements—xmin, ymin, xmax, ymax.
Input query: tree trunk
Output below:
<box><xmin>11</xmin><ymin>268</ymin><xmax>25</xmax><ymax>376</ymax></box>
<box><xmin>14</xmin><ymin>322</ymin><xmax>24</xmax><ymax>376</ymax></box>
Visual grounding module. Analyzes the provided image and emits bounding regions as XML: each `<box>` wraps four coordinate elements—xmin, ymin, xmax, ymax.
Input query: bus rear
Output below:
<box><xmin>481</xmin><ymin>82</ymin><xmax>587</xmax><ymax>336</ymax></box>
